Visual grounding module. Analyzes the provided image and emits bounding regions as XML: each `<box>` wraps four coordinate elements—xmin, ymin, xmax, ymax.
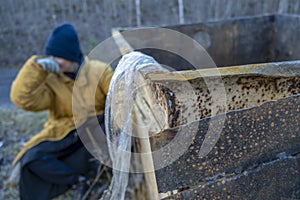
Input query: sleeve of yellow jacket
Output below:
<box><xmin>10</xmin><ymin>56</ymin><xmax>54</xmax><ymax>111</ymax></box>
<box><xmin>98</xmin><ymin>64</ymin><xmax>114</xmax><ymax>95</ymax></box>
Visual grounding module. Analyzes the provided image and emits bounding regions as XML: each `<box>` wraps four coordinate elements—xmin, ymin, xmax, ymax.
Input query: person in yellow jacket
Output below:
<box><xmin>9</xmin><ymin>23</ymin><xmax>113</xmax><ymax>199</ymax></box>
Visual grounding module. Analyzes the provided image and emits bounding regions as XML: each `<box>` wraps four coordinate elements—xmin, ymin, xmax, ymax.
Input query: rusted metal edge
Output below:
<box><xmin>145</xmin><ymin>60</ymin><xmax>300</xmax><ymax>82</ymax></box>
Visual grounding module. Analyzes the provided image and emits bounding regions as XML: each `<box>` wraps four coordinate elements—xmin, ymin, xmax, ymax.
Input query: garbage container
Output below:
<box><xmin>112</xmin><ymin>14</ymin><xmax>300</xmax><ymax>199</ymax></box>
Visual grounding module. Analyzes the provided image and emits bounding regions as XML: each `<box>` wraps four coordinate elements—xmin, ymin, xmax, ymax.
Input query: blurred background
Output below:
<box><xmin>1</xmin><ymin>0</ymin><xmax>300</xmax><ymax>68</ymax></box>
<box><xmin>0</xmin><ymin>1</ymin><xmax>300</xmax><ymax>199</ymax></box>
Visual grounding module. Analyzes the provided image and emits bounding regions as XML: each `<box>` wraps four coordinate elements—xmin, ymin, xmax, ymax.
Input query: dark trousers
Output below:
<box><xmin>19</xmin><ymin>131</ymin><xmax>95</xmax><ymax>200</ymax></box>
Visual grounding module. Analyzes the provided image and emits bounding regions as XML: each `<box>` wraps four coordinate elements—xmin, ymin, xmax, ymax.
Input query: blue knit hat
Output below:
<box><xmin>45</xmin><ymin>23</ymin><xmax>83</xmax><ymax>64</ymax></box>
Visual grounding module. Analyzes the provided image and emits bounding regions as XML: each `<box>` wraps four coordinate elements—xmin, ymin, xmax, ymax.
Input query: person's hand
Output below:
<box><xmin>36</xmin><ymin>57</ymin><xmax>60</xmax><ymax>73</ymax></box>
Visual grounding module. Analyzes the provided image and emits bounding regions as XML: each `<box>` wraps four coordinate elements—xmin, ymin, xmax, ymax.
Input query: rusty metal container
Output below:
<box><xmin>114</xmin><ymin>14</ymin><xmax>300</xmax><ymax>199</ymax></box>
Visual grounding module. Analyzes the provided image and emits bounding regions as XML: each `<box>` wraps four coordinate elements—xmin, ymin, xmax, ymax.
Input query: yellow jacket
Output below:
<box><xmin>10</xmin><ymin>55</ymin><xmax>113</xmax><ymax>165</ymax></box>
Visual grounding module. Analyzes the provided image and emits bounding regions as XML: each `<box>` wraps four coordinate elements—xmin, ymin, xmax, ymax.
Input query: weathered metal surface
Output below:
<box><xmin>144</xmin><ymin>61</ymin><xmax>300</xmax><ymax>129</ymax></box>
<box><xmin>138</xmin><ymin>62</ymin><xmax>300</xmax><ymax>197</ymax></box>
<box><xmin>163</xmin><ymin>157</ymin><xmax>300</xmax><ymax>200</ymax></box>
<box><xmin>153</xmin><ymin>94</ymin><xmax>300</xmax><ymax>194</ymax></box>
<box><xmin>133</xmin><ymin>53</ymin><xmax>300</xmax><ymax>199</ymax></box>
